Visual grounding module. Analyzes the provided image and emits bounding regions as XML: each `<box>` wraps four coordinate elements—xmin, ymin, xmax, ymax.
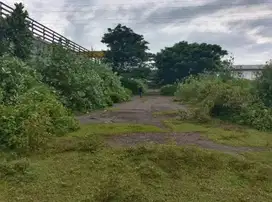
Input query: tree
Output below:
<box><xmin>4</xmin><ymin>3</ymin><xmax>33</xmax><ymax>60</ymax></box>
<box><xmin>0</xmin><ymin>16</ymin><xmax>9</xmax><ymax>56</ymax></box>
<box><xmin>255</xmin><ymin>60</ymin><xmax>272</xmax><ymax>107</ymax></box>
<box><xmin>101</xmin><ymin>24</ymin><xmax>150</xmax><ymax>73</ymax></box>
<box><xmin>155</xmin><ymin>41</ymin><xmax>228</xmax><ymax>84</ymax></box>
<box><xmin>120</xmin><ymin>62</ymin><xmax>153</xmax><ymax>79</ymax></box>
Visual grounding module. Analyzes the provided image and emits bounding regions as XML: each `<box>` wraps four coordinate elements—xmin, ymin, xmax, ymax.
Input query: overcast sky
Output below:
<box><xmin>4</xmin><ymin>0</ymin><xmax>272</xmax><ymax>64</ymax></box>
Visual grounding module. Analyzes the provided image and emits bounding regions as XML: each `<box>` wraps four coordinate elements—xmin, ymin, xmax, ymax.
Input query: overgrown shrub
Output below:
<box><xmin>0</xmin><ymin>55</ymin><xmax>39</xmax><ymax>104</ymax></box>
<box><xmin>0</xmin><ymin>44</ymin><xmax>131</xmax><ymax>151</ymax></box>
<box><xmin>0</xmin><ymin>85</ymin><xmax>79</xmax><ymax>151</ymax></box>
<box><xmin>121</xmin><ymin>77</ymin><xmax>148</xmax><ymax>95</ymax></box>
<box><xmin>175</xmin><ymin>74</ymin><xmax>272</xmax><ymax>130</ymax></box>
<box><xmin>160</xmin><ymin>84</ymin><xmax>177</xmax><ymax>96</ymax></box>
<box><xmin>33</xmin><ymin>45</ymin><xmax>130</xmax><ymax>112</ymax></box>
<box><xmin>0</xmin><ymin>86</ymin><xmax>78</xmax><ymax>151</ymax></box>
<box><xmin>255</xmin><ymin>60</ymin><xmax>272</xmax><ymax>107</ymax></box>
<box><xmin>92</xmin><ymin>63</ymin><xmax>131</xmax><ymax>103</ymax></box>
<box><xmin>0</xmin><ymin>54</ymin><xmax>79</xmax><ymax>151</ymax></box>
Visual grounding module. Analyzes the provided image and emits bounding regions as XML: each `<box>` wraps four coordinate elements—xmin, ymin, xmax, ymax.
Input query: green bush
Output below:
<box><xmin>0</xmin><ymin>45</ymin><xmax>131</xmax><ymax>151</ymax></box>
<box><xmin>0</xmin><ymin>55</ymin><xmax>38</xmax><ymax>104</ymax></box>
<box><xmin>255</xmin><ymin>60</ymin><xmax>272</xmax><ymax>107</ymax></box>
<box><xmin>0</xmin><ymin>54</ymin><xmax>79</xmax><ymax>151</ymax></box>
<box><xmin>92</xmin><ymin>63</ymin><xmax>131</xmax><ymax>103</ymax></box>
<box><xmin>0</xmin><ymin>85</ymin><xmax>78</xmax><ymax>152</ymax></box>
<box><xmin>237</xmin><ymin>102</ymin><xmax>272</xmax><ymax>131</ymax></box>
<box><xmin>33</xmin><ymin>45</ymin><xmax>130</xmax><ymax>112</ymax></box>
<box><xmin>124</xmin><ymin>88</ymin><xmax>133</xmax><ymax>97</ymax></box>
<box><xmin>121</xmin><ymin>77</ymin><xmax>148</xmax><ymax>95</ymax></box>
<box><xmin>160</xmin><ymin>84</ymin><xmax>177</xmax><ymax>96</ymax></box>
<box><xmin>175</xmin><ymin>74</ymin><xmax>272</xmax><ymax>131</ymax></box>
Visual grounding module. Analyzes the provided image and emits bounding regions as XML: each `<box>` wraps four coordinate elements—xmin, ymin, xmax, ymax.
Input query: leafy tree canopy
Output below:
<box><xmin>155</xmin><ymin>41</ymin><xmax>228</xmax><ymax>84</ymax></box>
<box><xmin>0</xmin><ymin>3</ymin><xmax>32</xmax><ymax>60</ymax></box>
<box><xmin>101</xmin><ymin>24</ymin><xmax>150</xmax><ymax>74</ymax></box>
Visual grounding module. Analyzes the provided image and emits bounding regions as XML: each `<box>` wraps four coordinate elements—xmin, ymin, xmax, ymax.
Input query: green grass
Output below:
<box><xmin>69</xmin><ymin>123</ymin><xmax>165</xmax><ymax>137</ymax></box>
<box><xmin>164</xmin><ymin>120</ymin><xmax>272</xmax><ymax>148</ymax></box>
<box><xmin>42</xmin><ymin>123</ymin><xmax>165</xmax><ymax>155</ymax></box>
<box><xmin>0</xmin><ymin>122</ymin><xmax>272</xmax><ymax>201</ymax></box>
<box><xmin>241</xmin><ymin>151</ymin><xmax>272</xmax><ymax>165</ymax></box>
<box><xmin>0</xmin><ymin>145</ymin><xmax>271</xmax><ymax>202</ymax></box>
<box><xmin>152</xmin><ymin>110</ymin><xmax>180</xmax><ymax>117</ymax></box>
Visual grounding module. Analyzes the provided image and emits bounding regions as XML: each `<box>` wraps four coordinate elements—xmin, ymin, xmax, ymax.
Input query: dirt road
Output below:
<box><xmin>77</xmin><ymin>95</ymin><xmax>184</xmax><ymax>126</ymax></box>
<box><xmin>76</xmin><ymin>95</ymin><xmax>263</xmax><ymax>153</ymax></box>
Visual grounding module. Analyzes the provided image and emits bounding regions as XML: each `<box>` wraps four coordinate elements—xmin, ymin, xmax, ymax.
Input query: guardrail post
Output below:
<box><xmin>0</xmin><ymin>2</ymin><xmax>2</xmax><ymax>17</ymax></box>
<box><xmin>42</xmin><ymin>27</ymin><xmax>45</xmax><ymax>40</ymax></box>
<box><xmin>31</xmin><ymin>21</ymin><xmax>34</xmax><ymax>32</ymax></box>
<box><xmin>65</xmin><ymin>39</ymin><xmax>69</xmax><ymax>47</ymax></box>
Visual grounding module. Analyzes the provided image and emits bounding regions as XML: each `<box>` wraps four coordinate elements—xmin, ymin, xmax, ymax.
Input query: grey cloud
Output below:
<box><xmin>228</xmin><ymin>17</ymin><xmax>271</xmax><ymax>29</ymax></box>
<box><xmin>141</xmin><ymin>0</ymin><xmax>271</xmax><ymax>25</ymax></box>
<box><xmin>186</xmin><ymin>31</ymin><xmax>256</xmax><ymax>51</ymax></box>
<box><xmin>227</xmin><ymin>17</ymin><xmax>272</xmax><ymax>40</ymax></box>
<box><xmin>244</xmin><ymin>18</ymin><xmax>272</xmax><ymax>38</ymax></box>
<box><xmin>63</xmin><ymin>0</ymin><xmax>98</xmax><ymax>45</ymax></box>
<box><xmin>240</xmin><ymin>0</ymin><xmax>269</xmax><ymax>4</ymax></box>
<box><xmin>258</xmin><ymin>27</ymin><xmax>272</xmax><ymax>38</ymax></box>
<box><xmin>246</xmin><ymin>43</ymin><xmax>272</xmax><ymax>53</ymax></box>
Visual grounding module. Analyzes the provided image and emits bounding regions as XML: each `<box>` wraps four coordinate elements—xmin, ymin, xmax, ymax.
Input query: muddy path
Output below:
<box><xmin>76</xmin><ymin>95</ymin><xmax>264</xmax><ymax>153</ymax></box>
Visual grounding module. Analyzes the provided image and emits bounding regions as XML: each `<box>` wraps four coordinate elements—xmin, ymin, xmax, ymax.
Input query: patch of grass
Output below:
<box><xmin>0</xmin><ymin>145</ymin><xmax>271</xmax><ymax>202</ymax></box>
<box><xmin>69</xmin><ymin>123</ymin><xmax>165</xmax><ymax>137</ymax></box>
<box><xmin>164</xmin><ymin>120</ymin><xmax>272</xmax><ymax>148</ymax></box>
<box><xmin>152</xmin><ymin>110</ymin><xmax>180</xmax><ymax>117</ymax></box>
<box><xmin>241</xmin><ymin>151</ymin><xmax>272</xmax><ymax>165</ymax></box>
<box><xmin>35</xmin><ymin>123</ymin><xmax>165</xmax><ymax>156</ymax></box>
<box><xmin>44</xmin><ymin>135</ymin><xmax>105</xmax><ymax>155</ymax></box>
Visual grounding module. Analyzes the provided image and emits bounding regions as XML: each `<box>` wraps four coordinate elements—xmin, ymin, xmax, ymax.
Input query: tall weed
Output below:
<box><xmin>175</xmin><ymin>74</ymin><xmax>272</xmax><ymax>131</ymax></box>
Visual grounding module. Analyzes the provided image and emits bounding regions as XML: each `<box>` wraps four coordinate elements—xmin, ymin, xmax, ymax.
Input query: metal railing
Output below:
<box><xmin>0</xmin><ymin>1</ymin><xmax>89</xmax><ymax>53</ymax></box>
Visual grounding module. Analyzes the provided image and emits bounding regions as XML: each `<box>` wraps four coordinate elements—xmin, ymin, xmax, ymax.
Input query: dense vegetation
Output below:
<box><xmin>101</xmin><ymin>24</ymin><xmax>151</xmax><ymax>74</ymax></box>
<box><xmin>33</xmin><ymin>45</ymin><xmax>130</xmax><ymax>111</ymax></box>
<box><xmin>174</xmin><ymin>66</ymin><xmax>272</xmax><ymax>131</ymax></box>
<box><xmin>0</xmin><ymin>54</ymin><xmax>79</xmax><ymax>151</ymax></box>
<box><xmin>160</xmin><ymin>83</ymin><xmax>178</xmax><ymax>96</ymax></box>
<box><xmin>0</xmin><ymin>3</ymin><xmax>32</xmax><ymax>60</ymax></box>
<box><xmin>101</xmin><ymin>23</ymin><xmax>155</xmax><ymax>92</ymax></box>
<box><xmin>155</xmin><ymin>41</ymin><xmax>228</xmax><ymax>85</ymax></box>
<box><xmin>0</xmin><ymin>3</ymin><xmax>130</xmax><ymax>150</ymax></box>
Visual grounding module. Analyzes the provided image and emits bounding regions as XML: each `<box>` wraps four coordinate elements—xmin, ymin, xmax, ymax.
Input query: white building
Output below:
<box><xmin>232</xmin><ymin>65</ymin><xmax>264</xmax><ymax>80</ymax></box>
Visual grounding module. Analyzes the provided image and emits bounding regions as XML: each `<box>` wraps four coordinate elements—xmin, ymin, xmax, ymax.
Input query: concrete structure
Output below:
<box><xmin>232</xmin><ymin>65</ymin><xmax>264</xmax><ymax>80</ymax></box>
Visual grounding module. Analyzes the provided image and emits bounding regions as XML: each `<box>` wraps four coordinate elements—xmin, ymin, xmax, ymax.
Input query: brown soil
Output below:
<box><xmin>76</xmin><ymin>95</ymin><xmax>264</xmax><ymax>153</ymax></box>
